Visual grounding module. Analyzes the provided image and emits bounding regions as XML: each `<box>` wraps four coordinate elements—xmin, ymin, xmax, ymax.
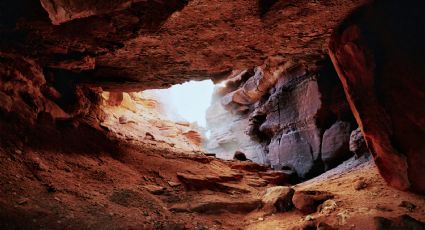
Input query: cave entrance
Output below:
<box><xmin>100</xmin><ymin>59</ymin><xmax>365</xmax><ymax>184</ymax></box>
<box><xmin>101</xmin><ymin>80</ymin><xmax>217</xmax><ymax>152</ymax></box>
<box><xmin>100</xmin><ymin>77</ymin><xmax>265</xmax><ymax>163</ymax></box>
<box><xmin>145</xmin><ymin>80</ymin><xmax>215</xmax><ymax>129</ymax></box>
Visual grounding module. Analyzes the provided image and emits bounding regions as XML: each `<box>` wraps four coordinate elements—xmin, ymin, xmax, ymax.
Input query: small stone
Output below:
<box><xmin>375</xmin><ymin>204</ymin><xmax>393</xmax><ymax>212</ymax></box>
<box><xmin>399</xmin><ymin>201</ymin><xmax>416</xmax><ymax>211</ymax></box>
<box><xmin>167</xmin><ymin>181</ymin><xmax>181</xmax><ymax>187</ymax></box>
<box><xmin>33</xmin><ymin>157</ymin><xmax>49</xmax><ymax>171</ymax></box>
<box><xmin>15</xmin><ymin>149</ymin><xmax>22</xmax><ymax>154</ymax></box>
<box><xmin>292</xmin><ymin>190</ymin><xmax>334</xmax><ymax>214</ymax></box>
<box><xmin>118</xmin><ymin>116</ymin><xmax>128</xmax><ymax>124</ymax></box>
<box><xmin>143</xmin><ymin>185</ymin><xmax>165</xmax><ymax>195</ymax></box>
<box><xmin>320</xmin><ymin>199</ymin><xmax>337</xmax><ymax>215</ymax></box>
<box><xmin>337</xmin><ymin>210</ymin><xmax>350</xmax><ymax>225</ymax></box>
<box><xmin>305</xmin><ymin>215</ymin><xmax>314</xmax><ymax>221</ymax></box>
<box><xmin>47</xmin><ymin>184</ymin><xmax>56</xmax><ymax>193</ymax></box>
<box><xmin>64</xmin><ymin>166</ymin><xmax>72</xmax><ymax>172</ymax></box>
<box><xmin>354</xmin><ymin>180</ymin><xmax>367</xmax><ymax>190</ymax></box>
<box><xmin>233</xmin><ymin>151</ymin><xmax>248</xmax><ymax>161</ymax></box>
<box><xmin>258</xmin><ymin>217</ymin><xmax>264</xmax><ymax>221</ymax></box>
<box><xmin>17</xmin><ymin>198</ymin><xmax>29</xmax><ymax>205</ymax></box>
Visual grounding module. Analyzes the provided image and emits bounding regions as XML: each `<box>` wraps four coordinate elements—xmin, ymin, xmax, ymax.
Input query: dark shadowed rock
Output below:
<box><xmin>321</xmin><ymin>121</ymin><xmax>352</xmax><ymax>170</ymax></box>
<box><xmin>329</xmin><ymin>0</ymin><xmax>425</xmax><ymax>194</ymax></box>
<box><xmin>292</xmin><ymin>190</ymin><xmax>334</xmax><ymax>214</ymax></box>
<box><xmin>268</xmin><ymin>128</ymin><xmax>322</xmax><ymax>178</ymax></box>
<box><xmin>373</xmin><ymin>215</ymin><xmax>425</xmax><ymax>230</ymax></box>
<box><xmin>349</xmin><ymin>127</ymin><xmax>369</xmax><ymax>158</ymax></box>
<box><xmin>233</xmin><ymin>151</ymin><xmax>248</xmax><ymax>161</ymax></box>
<box><xmin>170</xmin><ymin>196</ymin><xmax>262</xmax><ymax>214</ymax></box>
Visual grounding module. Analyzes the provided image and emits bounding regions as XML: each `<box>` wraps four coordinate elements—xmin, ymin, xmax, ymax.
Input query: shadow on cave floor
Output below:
<box><xmin>1</xmin><ymin>130</ymin><xmax>425</xmax><ymax>230</ymax></box>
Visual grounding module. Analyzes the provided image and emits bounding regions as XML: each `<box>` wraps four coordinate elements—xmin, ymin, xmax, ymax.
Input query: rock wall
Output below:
<box><xmin>101</xmin><ymin>91</ymin><xmax>205</xmax><ymax>152</ymax></box>
<box><xmin>206</xmin><ymin>58</ymin><xmax>356</xmax><ymax>179</ymax></box>
<box><xmin>0</xmin><ymin>0</ymin><xmax>365</xmax><ymax>135</ymax></box>
<box><xmin>3</xmin><ymin>0</ymin><xmax>424</xmax><ymax>194</ymax></box>
<box><xmin>329</xmin><ymin>0</ymin><xmax>425</xmax><ymax>194</ymax></box>
<box><xmin>205</xmin><ymin>84</ymin><xmax>267</xmax><ymax>163</ymax></box>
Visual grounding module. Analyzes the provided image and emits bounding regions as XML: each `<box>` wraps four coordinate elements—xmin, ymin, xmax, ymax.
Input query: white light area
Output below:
<box><xmin>215</xmin><ymin>80</ymin><xmax>227</xmax><ymax>87</ymax></box>
<box><xmin>145</xmin><ymin>80</ymin><xmax>215</xmax><ymax>127</ymax></box>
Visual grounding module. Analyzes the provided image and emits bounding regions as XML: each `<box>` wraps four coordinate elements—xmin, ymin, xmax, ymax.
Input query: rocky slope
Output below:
<box><xmin>1</xmin><ymin>140</ymin><xmax>424</xmax><ymax>230</ymax></box>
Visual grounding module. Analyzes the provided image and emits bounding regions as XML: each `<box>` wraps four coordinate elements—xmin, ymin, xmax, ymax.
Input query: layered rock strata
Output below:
<box><xmin>206</xmin><ymin>58</ymin><xmax>356</xmax><ymax>179</ymax></box>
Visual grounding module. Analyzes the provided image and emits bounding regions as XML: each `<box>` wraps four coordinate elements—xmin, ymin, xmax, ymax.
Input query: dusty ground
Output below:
<box><xmin>247</xmin><ymin>157</ymin><xmax>425</xmax><ymax>229</ymax></box>
<box><xmin>0</xmin><ymin>138</ymin><xmax>424</xmax><ymax>230</ymax></box>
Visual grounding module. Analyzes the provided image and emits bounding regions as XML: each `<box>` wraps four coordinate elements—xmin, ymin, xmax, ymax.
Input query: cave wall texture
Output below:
<box><xmin>0</xmin><ymin>0</ymin><xmax>424</xmax><ymax>194</ymax></box>
<box><xmin>205</xmin><ymin>57</ymin><xmax>356</xmax><ymax>180</ymax></box>
<box><xmin>329</xmin><ymin>0</ymin><xmax>425</xmax><ymax>194</ymax></box>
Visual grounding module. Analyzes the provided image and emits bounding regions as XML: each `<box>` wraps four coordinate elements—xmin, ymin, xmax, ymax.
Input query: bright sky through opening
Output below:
<box><xmin>148</xmin><ymin>80</ymin><xmax>215</xmax><ymax>127</ymax></box>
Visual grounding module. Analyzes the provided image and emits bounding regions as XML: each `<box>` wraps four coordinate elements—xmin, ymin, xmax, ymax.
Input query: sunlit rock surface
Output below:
<box><xmin>101</xmin><ymin>91</ymin><xmax>205</xmax><ymax>152</ymax></box>
<box><xmin>205</xmin><ymin>85</ymin><xmax>267</xmax><ymax>164</ymax></box>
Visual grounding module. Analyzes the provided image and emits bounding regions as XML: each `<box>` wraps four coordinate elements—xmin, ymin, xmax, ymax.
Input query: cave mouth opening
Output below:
<box><xmin>101</xmin><ymin>80</ymin><xmax>223</xmax><ymax>152</ymax></box>
<box><xmin>143</xmin><ymin>80</ymin><xmax>216</xmax><ymax>129</ymax></box>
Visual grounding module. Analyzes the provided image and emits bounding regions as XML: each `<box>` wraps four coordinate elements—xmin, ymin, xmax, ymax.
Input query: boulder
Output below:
<box><xmin>349</xmin><ymin>127</ymin><xmax>369</xmax><ymax>158</ymax></box>
<box><xmin>143</xmin><ymin>185</ymin><xmax>166</xmax><ymax>195</ymax></box>
<box><xmin>268</xmin><ymin>128</ymin><xmax>322</xmax><ymax>178</ymax></box>
<box><xmin>321</xmin><ymin>121</ymin><xmax>352</xmax><ymax>170</ymax></box>
<box><xmin>261</xmin><ymin>186</ymin><xmax>294</xmax><ymax>213</ymax></box>
<box><xmin>233</xmin><ymin>151</ymin><xmax>248</xmax><ymax>161</ymax></box>
<box><xmin>292</xmin><ymin>190</ymin><xmax>334</xmax><ymax>214</ymax></box>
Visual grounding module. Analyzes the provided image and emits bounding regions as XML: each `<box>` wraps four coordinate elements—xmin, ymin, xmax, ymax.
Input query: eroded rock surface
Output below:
<box><xmin>207</xmin><ymin>58</ymin><xmax>356</xmax><ymax>179</ymax></box>
<box><xmin>205</xmin><ymin>83</ymin><xmax>268</xmax><ymax>163</ymax></box>
<box><xmin>101</xmin><ymin>91</ymin><xmax>205</xmax><ymax>151</ymax></box>
<box><xmin>329</xmin><ymin>0</ymin><xmax>425</xmax><ymax>193</ymax></box>
<box><xmin>1</xmin><ymin>0</ymin><xmax>365</xmax><ymax>91</ymax></box>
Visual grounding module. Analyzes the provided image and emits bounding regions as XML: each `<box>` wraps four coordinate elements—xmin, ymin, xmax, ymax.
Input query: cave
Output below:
<box><xmin>1</xmin><ymin>0</ymin><xmax>425</xmax><ymax>229</ymax></box>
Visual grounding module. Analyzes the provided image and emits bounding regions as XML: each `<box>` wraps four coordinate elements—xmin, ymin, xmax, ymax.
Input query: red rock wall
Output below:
<box><xmin>329</xmin><ymin>0</ymin><xmax>425</xmax><ymax>193</ymax></box>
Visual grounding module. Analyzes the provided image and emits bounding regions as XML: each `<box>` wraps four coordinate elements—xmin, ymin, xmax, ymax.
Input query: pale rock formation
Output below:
<box><xmin>101</xmin><ymin>91</ymin><xmax>204</xmax><ymax>152</ymax></box>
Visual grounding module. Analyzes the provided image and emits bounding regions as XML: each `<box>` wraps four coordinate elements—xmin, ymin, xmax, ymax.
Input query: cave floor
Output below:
<box><xmin>0</xmin><ymin>140</ymin><xmax>424</xmax><ymax>230</ymax></box>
